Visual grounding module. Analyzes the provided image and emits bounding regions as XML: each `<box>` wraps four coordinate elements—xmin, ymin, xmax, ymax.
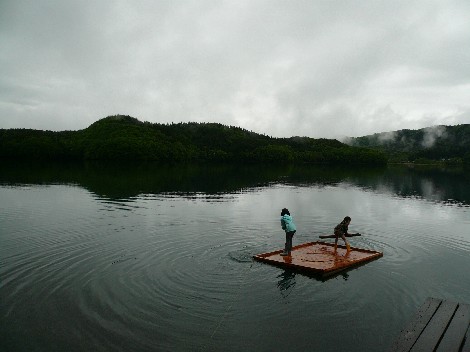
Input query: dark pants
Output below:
<box><xmin>285</xmin><ymin>231</ymin><xmax>295</xmax><ymax>253</ymax></box>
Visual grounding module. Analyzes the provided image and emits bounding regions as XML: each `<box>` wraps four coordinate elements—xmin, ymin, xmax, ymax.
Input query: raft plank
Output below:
<box><xmin>253</xmin><ymin>241</ymin><xmax>382</xmax><ymax>277</ymax></box>
<box><xmin>388</xmin><ymin>297</ymin><xmax>442</xmax><ymax>352</ymax></box>
<box><xmin>319</xmin><ymin>233</ymin><xmax>361</xmax><ymax>239</ymax></box>
<box><xmin>436</xmin><ymin>303</ymin><xmax>470</xmax><ymax>352</ymax></box>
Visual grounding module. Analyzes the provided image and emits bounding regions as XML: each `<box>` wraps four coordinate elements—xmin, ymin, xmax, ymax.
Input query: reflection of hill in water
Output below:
<box><xmin>1</xmin><ymin>161</ymin><xmax>469</xmax><ymax>205</ymax></box>
<box><xmin>346</xmin><ymin>165</ymin><xmax>470</xmax><ymax>206</ymax></box>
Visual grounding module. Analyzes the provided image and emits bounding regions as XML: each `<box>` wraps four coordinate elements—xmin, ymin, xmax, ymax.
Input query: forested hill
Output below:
<box><xmin>0</xmin><ymin>115</ymin><xmax>386</xmax><ymax>164</ymax></box>
<box><xmin>347</xmin><ymin>124</ymin><xmax>470</xmax><ymax>164</ymax></box>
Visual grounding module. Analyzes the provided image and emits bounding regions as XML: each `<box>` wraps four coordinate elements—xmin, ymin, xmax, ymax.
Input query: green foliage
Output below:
<box><xmin>1</xmin><ymin>115</ymin><xmax>387</xmax><ymax>164</ymax></box>
<box><xmin>349</xmin><ymin>124</ymin><xmax>470</xmax><ymax>164</ymax></box>
<box><xmin>253</xmin><ymin>145</ymin><xmax>295</xmax><ymax>162</ymax></box>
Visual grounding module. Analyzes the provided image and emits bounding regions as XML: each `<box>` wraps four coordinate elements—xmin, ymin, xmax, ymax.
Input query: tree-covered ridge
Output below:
<box><xmin>0</xmin><ymin>115</ymin><xmax>386</xmax><ymax>164</ymax></box>
<box><xmin>348</xmin><ymin>124</ymin><xmax>470</xmax><ymax>164</ymax></box>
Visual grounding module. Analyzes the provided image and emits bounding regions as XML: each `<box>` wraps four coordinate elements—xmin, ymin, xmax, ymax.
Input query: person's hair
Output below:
<box><xmin>344</xmin><ymin>216</ymin><xmax>351</xmax><ymax>222</ymax></box>
<box><xmin>281</xmin><ymin>208</ymin><xmax>290</xmax><ymax>216</ymax></box>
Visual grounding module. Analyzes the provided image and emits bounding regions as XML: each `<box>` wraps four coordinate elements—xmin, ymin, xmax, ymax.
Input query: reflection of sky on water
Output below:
<box><xmin>420</xmin><ymin>178</ymin><xmax>447</xmax><ymax>203</ymax></box>
<box><xmin>2</xmin><ymin>169</ymin><xmax>470</xmax><ymax>352</ymax></box>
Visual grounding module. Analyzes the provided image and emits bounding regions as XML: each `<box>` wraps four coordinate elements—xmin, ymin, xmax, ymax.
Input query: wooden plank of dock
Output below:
<box><xmin>461</xmin><ymin>325</ymin><xmax>470</xmax><ymax>352</ymax></box>
<box><xmin>388</xmin><ymin>297</ymin><xmax>441</xmax><ymax>352</ymax></box>
<box><xmin>436</xmin><ymin>304</ymin><xmax>470</xmax><ymax>352</ymax></box>
<box><xmin>389</xmin><ymin>297</ymin><xmax>470</xmax><ymax>352</ymax></box>
<box><xmin>411</xmin><ymin>300</ymin><xmax>458</xmax><ymax>351</ymax></box>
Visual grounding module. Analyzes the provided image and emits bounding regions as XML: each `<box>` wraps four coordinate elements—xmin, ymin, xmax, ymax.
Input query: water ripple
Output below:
<box><xmin>2</xmin><ymin>182</ymin><xmax>470</xmax><ymax>352</ymax></box>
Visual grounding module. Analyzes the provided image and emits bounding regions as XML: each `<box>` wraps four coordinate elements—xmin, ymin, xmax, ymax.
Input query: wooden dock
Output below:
<box><xmin>389</xmin><ymin>297</ymin><xmax>470</xmax><ymax>352</ymax></box>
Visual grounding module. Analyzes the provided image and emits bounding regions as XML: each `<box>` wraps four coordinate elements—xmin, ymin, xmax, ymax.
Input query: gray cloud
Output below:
<box><xmin>1</xmin><ymin>0</ymin><xmax>469</xmax><ymax>137</ymax></box>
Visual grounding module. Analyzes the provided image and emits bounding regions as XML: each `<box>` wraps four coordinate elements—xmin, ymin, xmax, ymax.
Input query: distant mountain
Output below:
<box><xmin>0</xmin><ymin>115</ymin><xmax>386</xmax><ymax>164</ymax></box>
<box><xmin>347</xmin><ymin>124</ymin><xmax>470</xmax><ymax>164</ymax></box>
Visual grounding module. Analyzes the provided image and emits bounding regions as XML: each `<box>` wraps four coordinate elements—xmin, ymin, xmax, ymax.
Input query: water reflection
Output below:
<box><xmin>2</xmin><ymin>162</ymin><xmax>470</xmax><ymax>352</ymax></box>
<box><xmin>276</xmin><ymin>270</ymin><xmax>297</xmax><ymax>298</ymax></box>
<box><xmin>1</xmin><ymin>161</ymin><xmax>469</xmax><ymax>206</ymax></box>
<box><xmin>346</xmin><ymin>164</ymin><xmax>470</xmax><ymax>206</ymax></box>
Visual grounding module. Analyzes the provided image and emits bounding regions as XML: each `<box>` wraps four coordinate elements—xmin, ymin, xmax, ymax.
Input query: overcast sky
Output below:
<box><xmin>1</xmin><ymin>1</ymin><xmax>469</xmax><ymax>138</ymax></box>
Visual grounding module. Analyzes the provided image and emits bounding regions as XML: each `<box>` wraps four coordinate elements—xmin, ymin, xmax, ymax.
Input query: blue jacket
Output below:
<box><xmin>280</xmin><ymin>214</ymin><xmax>296</xmax><ymax>233</ymax></box>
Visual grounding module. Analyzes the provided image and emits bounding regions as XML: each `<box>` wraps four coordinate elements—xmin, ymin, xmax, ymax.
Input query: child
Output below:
<box><xmin>280</xmin><ymin>208</ymin><xmax>296</xmax><ymax>256</ymax></box>
<box><xmin>334</xmin><ymin>216</ymin><xmax>352</xmax><ymax>252</ymax></box>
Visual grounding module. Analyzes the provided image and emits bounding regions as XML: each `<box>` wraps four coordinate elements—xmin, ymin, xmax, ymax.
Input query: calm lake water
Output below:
<box><xmin>1</xmin><ymin>162</ymin><xmax>470</xmax><ymax>352</ymax></box>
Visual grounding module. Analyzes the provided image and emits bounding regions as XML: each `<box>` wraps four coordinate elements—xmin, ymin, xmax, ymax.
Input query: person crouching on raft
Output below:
<box><xmin>334</xmin><ymin>216</ymin><xmax>352</xmax><ymax>252</ymax></box>
<box><xmin>280</xmin><ymin>208</ymin><xmax>296</xmax><ymax>256</ymax></box>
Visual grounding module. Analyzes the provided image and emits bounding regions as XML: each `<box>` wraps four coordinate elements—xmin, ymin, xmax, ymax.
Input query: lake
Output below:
<box><xmin>1</xmin><ymin>162</ymin><xmax>469</xmax><ymax>352</ymax></box>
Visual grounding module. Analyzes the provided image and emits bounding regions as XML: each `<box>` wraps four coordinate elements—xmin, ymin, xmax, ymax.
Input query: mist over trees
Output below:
<box><xmin>347</xmin><ymin>124</ymin><xmax>470</xmax><ymax>164</ymax></box>
<box><xmin>1</xmin><ymin>115</ymin><xmax>386</xmax><ymax>164</ymax></box>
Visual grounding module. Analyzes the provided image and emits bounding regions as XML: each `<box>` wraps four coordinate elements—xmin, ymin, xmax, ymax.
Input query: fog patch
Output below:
<box><xmin>339</xmin><ymin>136</ymin><xmax>353</xmax><ymax>145</ymax></box>
<box><xmin>378</xmin><ymin>131</ymin><xmax>398</xmax><ymax>144</ymax></box>
<box><xmin>421</xmin><ymin>126</ymin><xmax>447</xmax><ymax>148</ymax></box>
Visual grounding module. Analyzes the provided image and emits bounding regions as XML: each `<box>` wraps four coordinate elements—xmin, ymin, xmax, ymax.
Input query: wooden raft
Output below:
<box><xmin>389</xmin><ymin>297</ymin><xmax>470</xmax><ymax>352</ymax></box>
<box><xmin>253</xmin><ymin>241</ymin><xmax>382</xmax><ymax>277</ymax></box>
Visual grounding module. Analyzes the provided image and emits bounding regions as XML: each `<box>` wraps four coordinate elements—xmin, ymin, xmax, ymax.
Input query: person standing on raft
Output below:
<box><xmin>334</xmin><ymin>216</ymin><xmax>352</xmax><ymax>252</ymax></box>
<box><xmin>280</xmin><ymin>208</ymin><xmax>296</xmax><ymax>256</ymax></box>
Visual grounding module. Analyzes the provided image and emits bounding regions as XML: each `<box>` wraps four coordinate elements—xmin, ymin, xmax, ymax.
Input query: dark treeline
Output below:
<box><xmin>348</xmin><ymin>124</ymin><xmax>470</xmax><ymax>164</ymax></box>
<box><xmin>0</xmin><ymin>115</ymin><xmax>386</xmax><ymax>164</ymax></box>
